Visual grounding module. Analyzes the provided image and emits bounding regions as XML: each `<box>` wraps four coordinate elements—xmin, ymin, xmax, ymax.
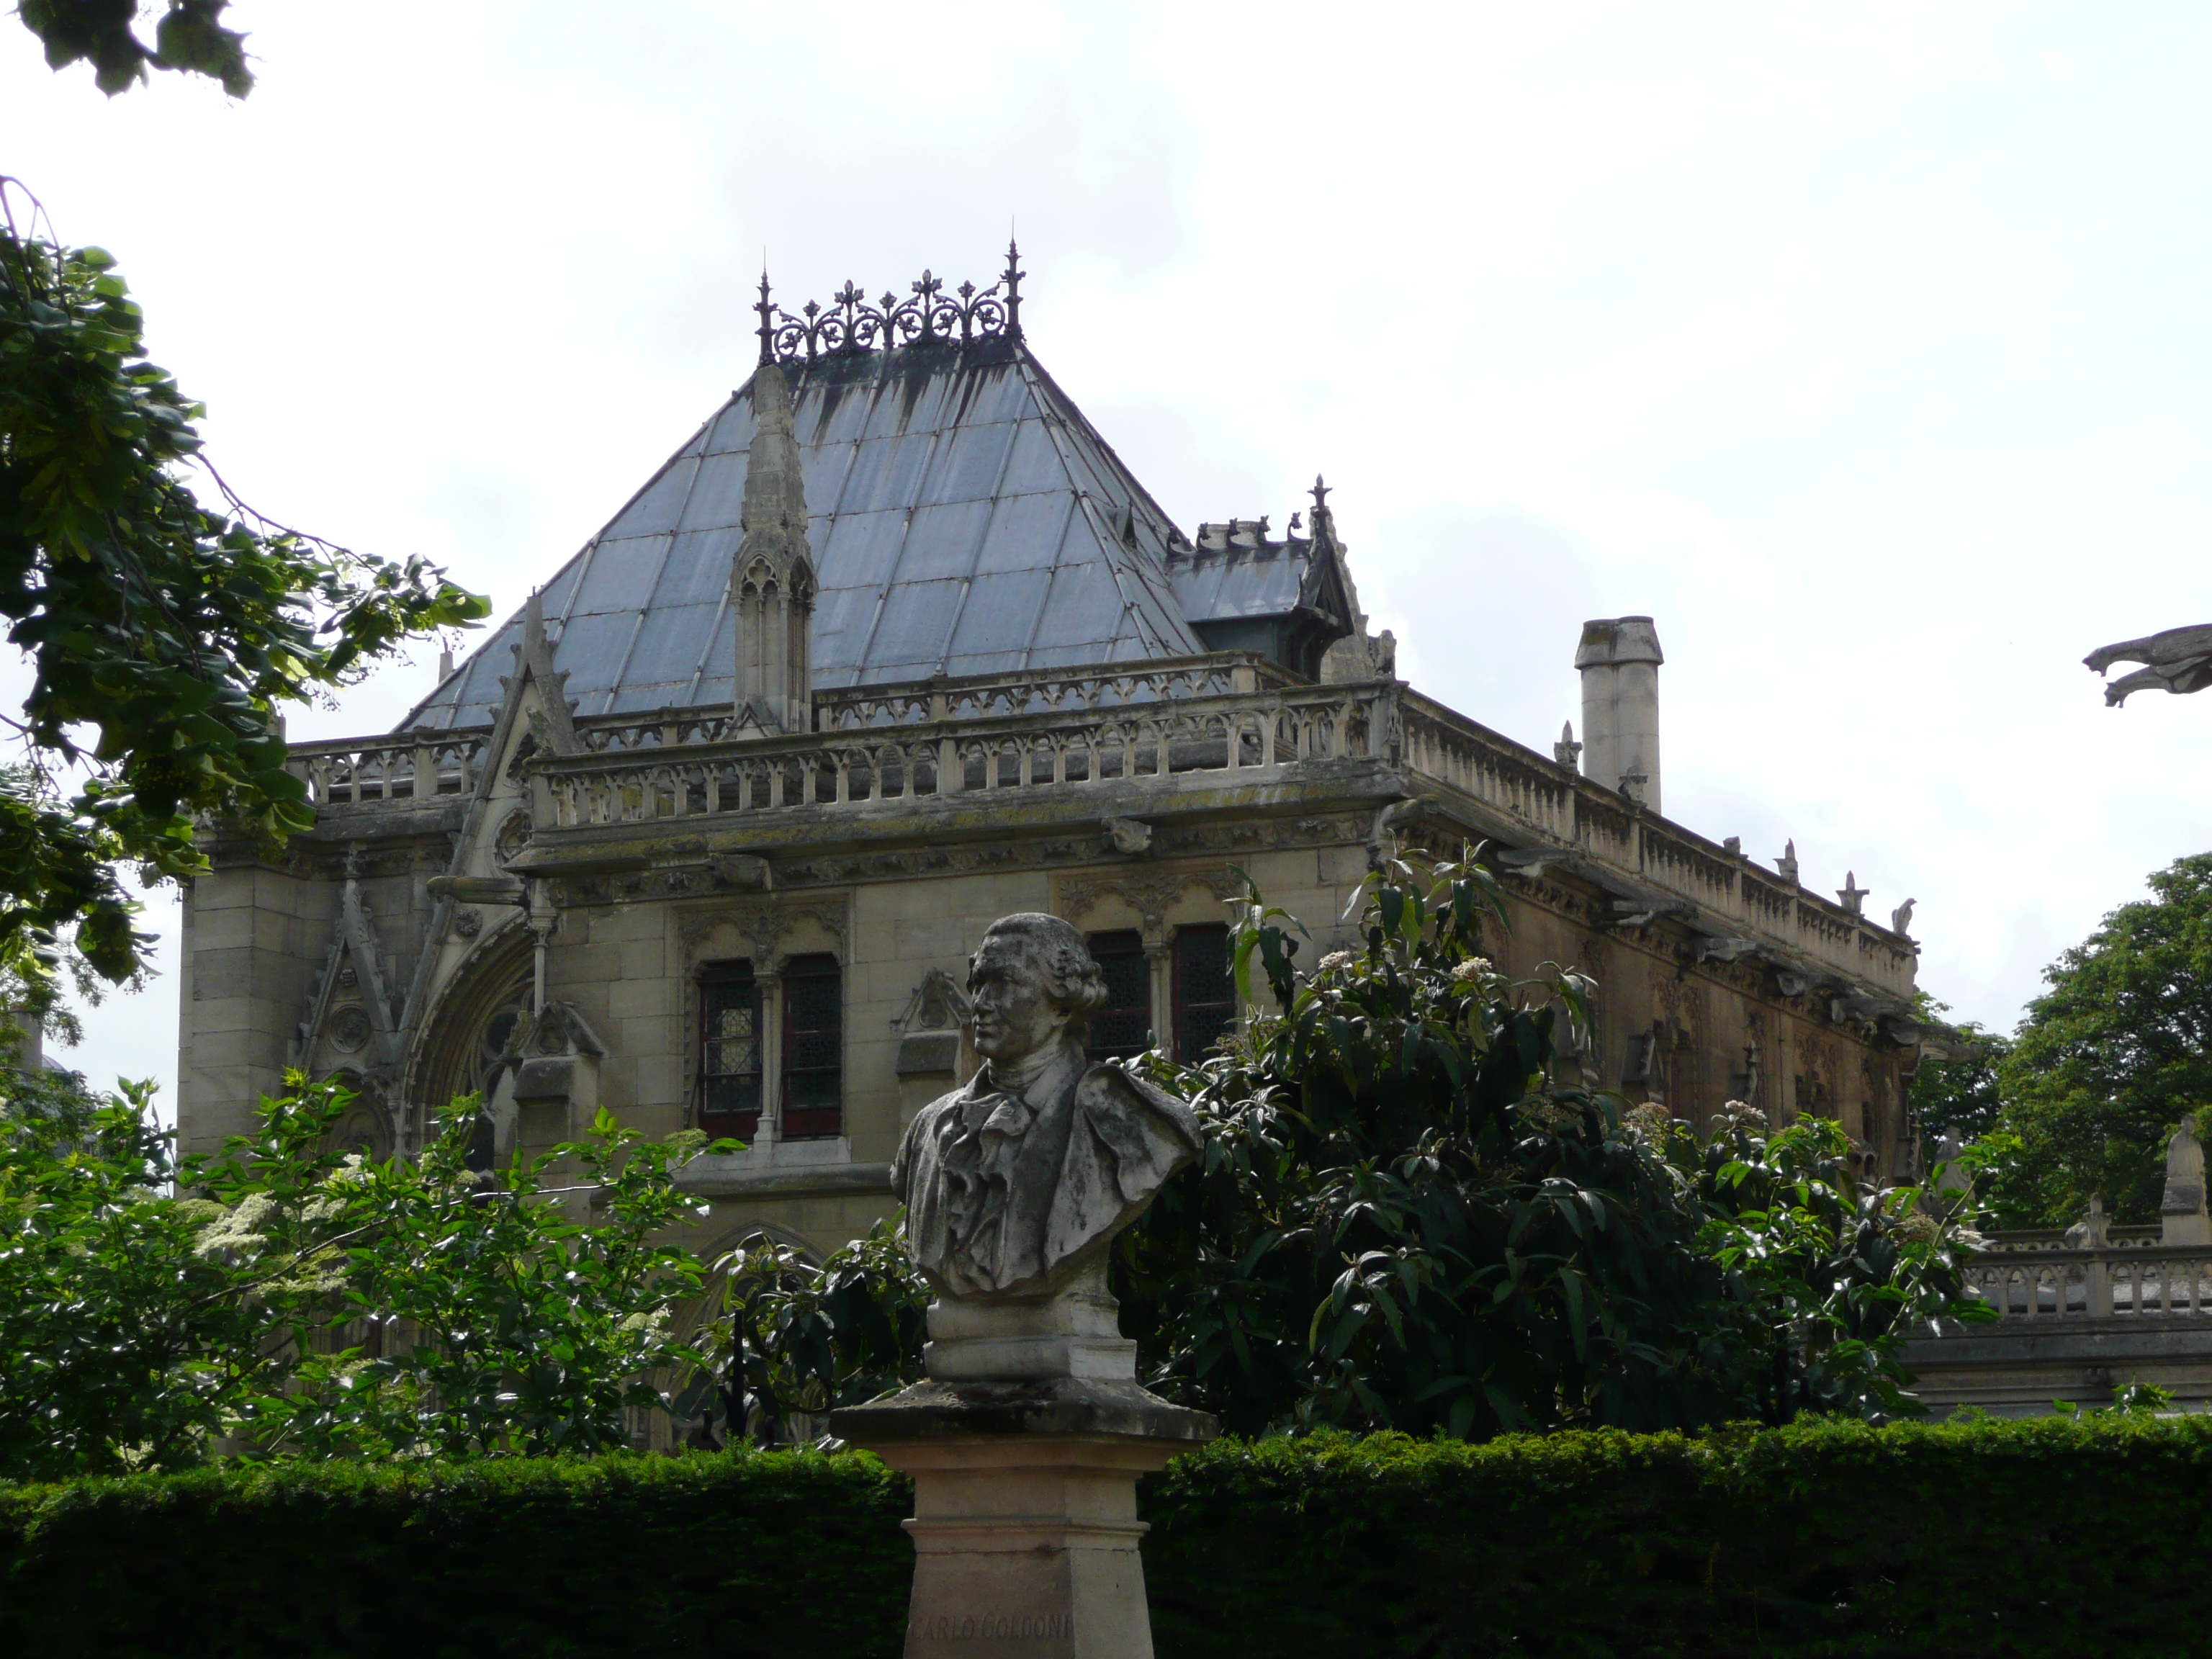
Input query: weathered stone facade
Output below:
<box><xmin>177</xmin><ymin>256</ymin><xmax>1923</xmax><ymax>1260</ymax></box>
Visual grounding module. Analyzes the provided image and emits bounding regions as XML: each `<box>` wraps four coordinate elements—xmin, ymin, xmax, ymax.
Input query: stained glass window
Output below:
<box><xmin>699</xmin><ymin>966</ymin><xmax>763</xmax><ymax>1139</ymax></box>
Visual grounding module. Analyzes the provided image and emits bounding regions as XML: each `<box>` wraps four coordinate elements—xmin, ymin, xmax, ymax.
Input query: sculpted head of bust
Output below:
<box><xmin>892</xmin><ymin>913</ymin><xmax>1202</xmax><ymax>1302</ymax></box>
<box><xmin>966</xmin><ymin>913</ymin><xmax>1107</xmax><ymax>1076</ymax></box>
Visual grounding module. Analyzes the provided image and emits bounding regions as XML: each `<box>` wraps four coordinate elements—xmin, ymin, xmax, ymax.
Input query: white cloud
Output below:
<box><xmin>6</xmin><ymin>0</ymin><xmax>2209</xmax><ymax>1108</ymax></box>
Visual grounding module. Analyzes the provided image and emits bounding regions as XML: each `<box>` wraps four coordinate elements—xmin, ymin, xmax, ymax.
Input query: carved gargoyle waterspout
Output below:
<box><xmin>2085</xmin><ymin>623</ymin><xmax>2212</xmax><ymax>706</ymax></box>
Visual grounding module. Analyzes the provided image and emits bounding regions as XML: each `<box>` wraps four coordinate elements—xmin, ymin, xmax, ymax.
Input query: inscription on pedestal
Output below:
<box><xmin>910</xmin><ymin>1611</ymin><xmax>1074</xmax><ymax>1642</ymax></box>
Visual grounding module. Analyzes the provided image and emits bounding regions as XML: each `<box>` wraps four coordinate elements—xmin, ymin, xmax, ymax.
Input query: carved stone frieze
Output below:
<box><xmin>1055</xmin><ymin>868</ymin><xmax>1244</xmax><ymax>935</ymax></box>
<box><xmin>676</xmin><ymin>894</ymin><xmax>850</xmax><ymax>967</ymax></box>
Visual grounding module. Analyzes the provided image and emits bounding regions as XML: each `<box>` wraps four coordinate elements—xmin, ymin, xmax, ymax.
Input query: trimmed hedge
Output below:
<box><xmin>4</xmin><ymin>1418</ymin><xmax>2210</xmax><ymax>1657</ymax></box>
<box><xmin>1146</xmin><ymin>1416</ymin><xmax>2212</xmax><ymax>1657</ymax></box>
<box><xmin>0</xmin><ymin>1450</ymin><xmax>913</xmax><ymax>1658</ymax></box>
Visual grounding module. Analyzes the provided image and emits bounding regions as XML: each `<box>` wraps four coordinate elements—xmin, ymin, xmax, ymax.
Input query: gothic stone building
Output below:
<box><xmin>176</xmin><ymin>250</ymin><xmax>1925</xmax><ymax>1259</ymax></box>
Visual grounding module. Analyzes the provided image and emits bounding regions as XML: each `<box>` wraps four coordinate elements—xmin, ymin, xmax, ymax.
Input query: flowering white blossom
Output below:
<box><xmin>1450</xmin><ymin>956</ymin><xmax>1495</xmax><ymax>984</ymax></box>
<box><xmin>192</xmin><ymin>1192</ymin><xmax>276</xmax><ymax>1262</ymax></box>
<box><xmin>1316</xmin><ymin>950</ymin><xmax>1354</xmax><ymax>974</ymax></box>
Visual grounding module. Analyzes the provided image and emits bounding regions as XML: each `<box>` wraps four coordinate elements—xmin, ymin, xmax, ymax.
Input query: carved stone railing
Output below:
<box><xmin>285</xmin><ymin>732</ymin><xmax>490</xmax><ymax>809</ymax></box>
<box><xmin>284</xmin><ymin>664</ymin><xmax>1909</xmax><ymax>1010</ymax></box>
<box><xmin>814</xmin><ymin>654</ymin><xmax>1297</xmax><ymax>731</ymax></box>
<box><xmin>1396</xmin><ymin>689</ymin><xmax>1914</xmax><ymax>997</ymax></box>
<box><xmin>1979</xmin><ymin>1227</ymin><xmax>2166</xmax><ymax>1254</ymax></box>
<box><xmin>1965</xmin><ymin>1246</ymin><xmax>2212</xmax><ymax>1318</ymax></box>
<box><xmin>532</xmin><ymin>683</ymin><xmax>1390</xmax><ymax>831</ymax></box>
<box><xmin>284</xmin><ymin>657</ymin><xmax>1305</xmax><ymax>809</ymax></box>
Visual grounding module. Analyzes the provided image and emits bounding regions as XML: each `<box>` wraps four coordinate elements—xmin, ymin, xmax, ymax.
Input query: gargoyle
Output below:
<box><xmin>2085</xmin><ymin>622</ymin><xmax>2212</xmax><ymax>706</ymax></box>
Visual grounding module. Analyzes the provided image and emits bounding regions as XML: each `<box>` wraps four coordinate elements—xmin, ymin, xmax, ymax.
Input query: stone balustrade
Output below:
<box><xmin>530</xmin><ymin>682</ymin><xmax>1390</xmax><ymax>830</ymax></box>
<box><xmin>282</xmin><ymin>656</ymin><xmax>1304</xmax><ymax>806</ymax></box>
<box><xmin>284</xmin><ymin>733</ymin><xmax>490</xmax><ymax>807</ymax></box>
<box><xmin>1978</xmin><ymin>1227</ymin><xmax>2167</xmax><ymax>1253</ymax></box>
<box><xmin>814</xmin><ymin>652</ymin><xmax>1295</xmax><ymax>731</ymax></box>
<box><xmin>281</xmin><ymin>664</ymin><xmax>1909</xmax><ymax>996</ymax></box>
<box><xmin>1964</xmin><ymin>1246</ymin><xmax>2212</xmax><ymax>1319</ymax></box>
<box><xmin>1395</xmin><ymin>691</ymin><xmax>1917</xmax><ymax>999</ymax></box>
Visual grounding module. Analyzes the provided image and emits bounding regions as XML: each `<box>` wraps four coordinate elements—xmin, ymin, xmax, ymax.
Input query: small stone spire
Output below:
<box><xmin>1554</xmin><ymin>720</ymin><xmax>1582</xmax><ymax>771</ymax></box>
<box><xmin>733</xmin><ymin>356</ymin><xmax>817</xmax><ymax>734</ymax></box>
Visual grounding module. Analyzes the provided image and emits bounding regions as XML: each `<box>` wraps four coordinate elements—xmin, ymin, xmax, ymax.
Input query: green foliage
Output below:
<box><xmin>6</xmin><ymin>1420</ymin><xmax>2212</xmax><ymax>1657</ymax></box>
<box><xmin>691</xmin><ymin>857</ymin><xmax>1984</xmax><ymax>1440</ymax></box>
<box><xmin>195</xmin><ymin>1084</ymin><xmax>723</xmax><ymax>1460</ymax></box>
<box><xmin>0</xmin><ymin>189</ymin><xmax>487</xmax><ymax>988</ymax></box>
<box><xmin>15</xmin><ymin>1</ymin><xmax>251</xmax><ymax>96</ymax></box>
<box><xmin>1987</xmin><ymin>853</ymin><xmax>2212</xmax><ymax>1226</ymax></box>
<box><xmin>1686</xmin><ymin>1112</ymin><xmax>1989</xmax><ymax>1421</ymax></box>
<box><xmin>1907</xmin><ymin>990</ymin><xmax>2013</xmax><ymax>1143</ymax></box>
<box><xmin>1110</xmin><ymin>853</ymin><xmax>1982</xmax><ymax>1437</ymax></box>
<box><xmin>0</xmin><ymin>1071</ymin><xmax>727</xmax><ymax>1478</ymax></box>
<box><xmin>711</xmin><ymin>1218</ymin><xmax>928</xmax><ymax>1444</ymax></box>
<box><xmin>0</xmin><ymin>1063</ymin><xmax>264</xmax><ymax>1479</ymax></box>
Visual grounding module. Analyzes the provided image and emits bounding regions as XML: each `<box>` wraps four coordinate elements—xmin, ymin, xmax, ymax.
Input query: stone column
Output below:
<box><xmin>832</xmin><ymin>1263</ymin><xmax>1215</xmax><ymax>1658</ymax></box>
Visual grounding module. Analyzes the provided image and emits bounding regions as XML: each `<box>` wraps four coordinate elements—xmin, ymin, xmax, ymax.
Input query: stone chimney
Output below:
<box><xmin>1575</xmin><ymin>616</ymin><xmax>1663</xmax><ymax>812</ymax></box>
<box><xmin>733</xmin><ymin>353</ymin><xmax>817</xmax><ymax>735</ymax></box>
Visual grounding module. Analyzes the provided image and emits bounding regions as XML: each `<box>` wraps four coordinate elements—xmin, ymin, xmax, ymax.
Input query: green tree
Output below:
<box><xmin>5</xmin><ymin>3</ymin><xmax>483</xmax><ymax>1006</ymax></box>
<box><xmin>1908</xmin><ymin>991</ymin><xmax>2013</xmax><ymax>1145</ymax></box>
<box><xmin>705</xmin><ymin>1220</ymin><xmax>928</xmax><ymax>1447</ymax></box>
<box><xmin>0</xmin><ymin>1062</ymin><xmax>265</xmax><ymax>1479</ymax></box>
<box><xmin>1986</xmin><ymin>853</ymin><xmax>2212</xmax><ymax>1226</ymax></box>
<box><xmin>0</xmin><ymin>1069</ymin><xmax>729</xmax><ymax>1478</ymax></box>
<box><xmin>1</xmin><ymin>192</ymin><xmax>487</xmax><ymax>997</ymax></box>
<box><xmin>1109</xmin><ymin>855</ymin><xmax>1979</xmax><ymax>1436</ymax></box>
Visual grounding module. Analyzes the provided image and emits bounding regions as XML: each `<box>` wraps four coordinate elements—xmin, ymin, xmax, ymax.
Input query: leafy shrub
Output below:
<box><xmin>0</xmin><ymin>1068</ymin><xmax>725</xmax><ymax>1478</ymax></box>
<box><xmin>1112</xmin><ymin>853</ymin><xmax>1982</xmax><ymax>1437</ymax></box>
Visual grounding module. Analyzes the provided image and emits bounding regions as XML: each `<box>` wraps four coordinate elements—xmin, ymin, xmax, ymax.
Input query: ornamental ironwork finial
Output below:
<box><xmin>754</xmin><ymin>250</ymin><xmax>1027</xmax><ymax>367</ymax></box>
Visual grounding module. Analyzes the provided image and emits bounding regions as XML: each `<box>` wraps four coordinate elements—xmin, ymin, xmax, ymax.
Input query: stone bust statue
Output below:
<box><xmin>892</xmin><ymin>913</ymin><xmax>1203</xmax><ymax>1300</ymax></box>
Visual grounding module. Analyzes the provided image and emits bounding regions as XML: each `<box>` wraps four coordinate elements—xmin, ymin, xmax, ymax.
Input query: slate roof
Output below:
<box><xmin>405</xmin><ymin>336</ymin><xmax>1217</xmax><ymax>732</ymax></box>
<box><xmin>1167</xmin><ymin>520</ymin><xmax>1348</xmax><ymax>630</ymax></box>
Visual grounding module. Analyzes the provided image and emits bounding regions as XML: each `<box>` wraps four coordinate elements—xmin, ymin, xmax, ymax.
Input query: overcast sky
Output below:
<box><xmin>6</xmin><ymin>1</ymin><xmax>2211</xmax><ymax>1111</ymax></box>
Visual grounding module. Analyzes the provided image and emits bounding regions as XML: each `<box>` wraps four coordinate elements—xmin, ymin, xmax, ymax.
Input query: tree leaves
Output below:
<box><xmin>1984</xmin><ymin>853</ymin><xmax>2212</xmax><ymax>1225</ymax></box>
<box><xmin>1111</xmin><ymin>850</ymin><xmax>1985</xmax><ymax>1438</ymax></box>
<box><xmin>0</xmin><ymin>197</ymin><xmax>487</xmax><ymax>989</ymax></box>
<box><xmin>0</xmin><ymin>1068</ymin><xmax>723</xmax><ymax>1477</ymax></box>
<box><xmin>15</xmin><ymin>1</ymin><xmax>252</xmax><ymax>98</ymax></box>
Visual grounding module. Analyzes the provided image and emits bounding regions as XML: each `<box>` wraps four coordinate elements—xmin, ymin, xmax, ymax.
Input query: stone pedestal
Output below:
<box><xmin>832</xmin><ymin>1270</ymin><xmax>1215</xmax><ymax>1658</ymax></box>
